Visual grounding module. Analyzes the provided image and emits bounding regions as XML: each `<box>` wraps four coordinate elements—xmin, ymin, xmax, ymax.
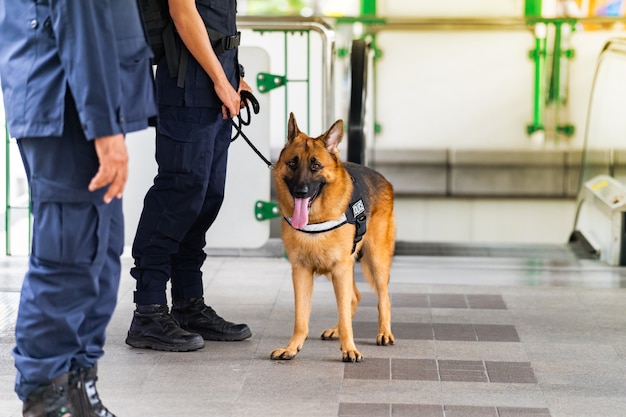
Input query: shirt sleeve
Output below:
<box><xmin>49</xmin><ymin>0</ymin><xmax>123</xmax><ymax>140</ymax></box>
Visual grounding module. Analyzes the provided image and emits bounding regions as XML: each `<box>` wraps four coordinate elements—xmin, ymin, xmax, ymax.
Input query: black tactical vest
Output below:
<box><xmin>156</xmin><ymin>0</ymin><xmax>240</xmax><ymax>108</ymax></box>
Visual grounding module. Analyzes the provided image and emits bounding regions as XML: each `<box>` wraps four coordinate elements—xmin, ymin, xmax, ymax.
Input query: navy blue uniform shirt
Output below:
<box><xmin>0</xmin><ymin>0</ymin><xmax>157</xmax><ymax>140</ymax></box>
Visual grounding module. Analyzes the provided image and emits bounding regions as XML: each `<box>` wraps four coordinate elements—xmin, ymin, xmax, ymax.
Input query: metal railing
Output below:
<box><xmin>237</xmin><ymin>16</ymin><xmax>335</xmax><ymax>128</ymax></box>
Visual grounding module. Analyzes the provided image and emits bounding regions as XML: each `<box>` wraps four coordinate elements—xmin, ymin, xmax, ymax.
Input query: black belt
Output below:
<box><xmin>211</xmin><ymin>30</ymin><xmax>240</xmax><ymax>55</ymax></box>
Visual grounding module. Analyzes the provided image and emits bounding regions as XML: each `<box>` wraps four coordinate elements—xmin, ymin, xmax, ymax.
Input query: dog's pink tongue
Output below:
<box><xmin>291</xmin><ymin>198</ymin><xmax>310</xmax><ymax>229</ymax></box>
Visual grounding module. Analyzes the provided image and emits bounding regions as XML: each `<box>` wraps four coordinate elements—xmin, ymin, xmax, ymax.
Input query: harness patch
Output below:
<box><xmin>352</xmin><ymin>199</ymin><xmax>365</xmax><ymax>218</ymax></box>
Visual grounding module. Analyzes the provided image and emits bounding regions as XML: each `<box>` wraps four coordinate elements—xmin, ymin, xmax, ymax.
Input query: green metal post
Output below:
<box><xmin>559</xmin><ymin>22</ymin><xmax>576</xmax><ymax>137</ymax></box>
<box><xmin>525</xmin><ymin>0</ymin><xmax>542</xmax><ymax>17</ymax></box>
<box><xmin>526</xmin><ymin>0</ymin><xmax>545</xmax><ymax>136</ymax></box>
<box><xmin>549</xmin><ymin>21</ymin><xmax>562</xmax><ymax>105</ymax></box>
<box><xmin>550</xmin><ymin>21</ymin><xmax>563</xmax><ymax>141</ymax></box>
<box><xmin>527</xmin><ymin>31</ymin><xmax>546</xmax><ymax>135</ymax></box>
<box><xmin>360</xmin><ymin>0</ymin><xmax>379</xmax><ymax>136</ymax></box>
<box><xmin>361</xmin><ymin>0</ymin><xmax>376</xmax><ymax>16</ymax></box>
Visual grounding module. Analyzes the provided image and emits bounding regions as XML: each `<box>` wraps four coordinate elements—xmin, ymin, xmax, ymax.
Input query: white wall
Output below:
<box><xmin>371</xmin><ymin>28</ymin><xmax>623</xmax><ymax>151</ymax></box>
<box><xmin>369</xmin><ymin>0</ymin><xmax>625</xmax><ymax>151</ymax></box>
<box><xmin>374</xmin><ymin>30</ymin><xmax>535</xmax><ymax>150</ymax></box>
<box><xmin>395</xmin><ymin>197</ymin><xmax>576</xmax><ymax>244</ymax></box>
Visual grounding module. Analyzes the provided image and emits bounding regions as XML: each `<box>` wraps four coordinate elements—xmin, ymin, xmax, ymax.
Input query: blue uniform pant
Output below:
<box><xmin>131</xmin><ymin>105</ymin><xmax>231</xmax><ymax>305</ymax></box>
<box><xmin>13</xmin><ymin>99</ymin><xmax>123</xmax><ymax>401</ymax></box>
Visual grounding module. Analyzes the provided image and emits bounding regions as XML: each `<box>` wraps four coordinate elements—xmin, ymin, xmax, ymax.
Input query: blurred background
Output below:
<box><xmin>3</xmin><ymin>0</ymin><xmax>626</xmax><ymax>265</ymax></box>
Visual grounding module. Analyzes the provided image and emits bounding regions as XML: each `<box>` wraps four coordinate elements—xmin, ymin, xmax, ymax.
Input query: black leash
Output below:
<box><xmin>230</xmin><ymin>91</ymin><xmax>273</xmax><ymax>169</ymax></box>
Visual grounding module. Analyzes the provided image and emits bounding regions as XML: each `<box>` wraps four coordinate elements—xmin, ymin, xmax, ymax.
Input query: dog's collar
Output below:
<box><xmin>284</xmin><ymin>214</ymin><xmax>348</xmax><ymax>233</ymax></box>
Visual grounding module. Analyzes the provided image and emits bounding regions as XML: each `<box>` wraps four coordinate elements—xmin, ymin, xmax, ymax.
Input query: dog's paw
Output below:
<box><xmin>320</xmin><ymin>327</ymin><xmax>339</xmax><ymax>340</ymax></box>
<box><xmin>342</xmin><ymin>349</ymin><xmax>363</xmax><ymax>363</ymax></box>
<box><xmin>270</xmin><ymin>347</ymin><xmax>298</xmax><ymax>360</ymax></box>
<box><xmin>376</xmin><ymin>332</ymin><xmax>395</xmax><ymax>346</ymax></box>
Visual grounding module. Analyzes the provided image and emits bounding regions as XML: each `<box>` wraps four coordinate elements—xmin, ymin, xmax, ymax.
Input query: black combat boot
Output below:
<box><xmin>125</xmin><ymin>304</ymin><xmax>205</xmax><ymax>351</ymax></box>
<box><xmin>68</xmin><ymin>364</ymin><xmax>115</xmax><ymax>417</ymax></box>
<box><xmin>171</xmin><ymin>297</ymin><xmax>252</xmax><ymax>341</ymax></box>
<box><xmin>22</xmin><ymin>374</ymin><xmax>73</xmax><ymax>417</ymax></box>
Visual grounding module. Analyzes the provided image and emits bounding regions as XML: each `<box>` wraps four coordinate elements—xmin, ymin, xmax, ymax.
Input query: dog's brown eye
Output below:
<box><xmin>287</xmin><ymin>159</ymin><xmax>298</xmax><ymax>170</ymax></box>
<box><xmin>310</xmin><ymin>158</ymin><xmax>323</xmax><ymax>172</ymax></box>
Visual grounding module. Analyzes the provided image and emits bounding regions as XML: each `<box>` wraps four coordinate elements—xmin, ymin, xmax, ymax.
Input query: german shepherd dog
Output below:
<box><xmin>271</xmin><ymin>113</ymin><xmax>395</xmax><ymax>362</ymax></box>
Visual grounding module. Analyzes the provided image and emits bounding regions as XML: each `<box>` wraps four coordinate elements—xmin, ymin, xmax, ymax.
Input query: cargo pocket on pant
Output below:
<box><xmin>31</xmin><ymin>201</ymin><xmax>99</xmax><ymax>266</ymax></box>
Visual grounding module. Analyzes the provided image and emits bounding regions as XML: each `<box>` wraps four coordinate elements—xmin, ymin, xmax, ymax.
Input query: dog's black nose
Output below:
<box><xmin>293</xmin><ymin>184</ymin><xmax>309</xmax><ymax>198</ymax></box>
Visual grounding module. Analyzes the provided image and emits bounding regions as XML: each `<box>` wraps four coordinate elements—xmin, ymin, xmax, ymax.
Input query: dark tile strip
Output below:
<box><xmin>359</xmin><ymin>293</ymin><xmax>507</xmax><ymax>309</ymax></box>
<box><xmin>466</xmin><ymin>294</ymin><xmax>507</xmax><ymax>309</ymax></box>
<box><xmin>497</xmin><ymin>407</ymin><xmax>551</xmax><ymax>417</ymax></box>
<box><xmin>439</xmin><ymin>360</ymin><xmax>488</xmax><ymax>382</ymax></box>
<box><xmin>389</xmin><ymin>322</ymin><xmax>435</xmax><ymax>340</ymax></box>
<box><xmin>391</xmin><ymin>358</ymin><xmax>438</xmax><ymax>381</ymax></box>
<box><xmin>337</xmin><ymin>404</ymin><xmax>551</xmax><ymax>417</ymax></box>
<box><xmin>353</xmin><ymin>322</ymin><xmax>520</xmax><ymax>342</ymax></box>
<box><xmin>444</xmin><ymin>405</ymin><xmax>498</xmax><ymax>417</ymax></box>
<box><xmin>344</xmin><ymin>359</ymin><xmax>537</xmax><ymax>384</ymax></box>
<box><xmin>393</xmin><ymin>404</ymin><xmax>443</xmax><ymax>417</ymax></box>
<box><xmin>485</xmin><ymin>361</ymin><xmax>538</xmax><ymax>384</ymax></box>
<box><xmin>337</xmin><ymin>402</ymin><xmax>390</xmax><ymax>417</ymax></box>
<box><xmin>475</xmin><ymin>324</ymin><xmax>521</xmax><ymax>342</ymax></box>
<box><xmin>430</xmin><ymin>294</ymin><xmax>468</xmax><ymax>308</ymax></box>
<box><xmin>343</xmin><ymin>357</ymin><xmax>389</xmax><ymax>380</ymax></box>
<box><xmin>392</xmin><ymin>293</ymin><xmax>430</xmax><ymax>307</ymax></box>
<box><xmin>433</xmin><ymin>323</ymin><xmax>477</xmax><ymax>341</ymax></box>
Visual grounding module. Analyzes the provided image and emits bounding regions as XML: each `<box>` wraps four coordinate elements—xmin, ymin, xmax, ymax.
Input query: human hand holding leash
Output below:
<box><xmin>228</xmin><ymin>90</ymin><xmax>271</xmax><ymax>167</ymax></box>
<box><xmin>216</xmin><ymin>79</ymin><xmax>241</xmax><ymax>119</ymax></box>
<box><xmin>238</xmin><ymin>78</ymin><xmax>253</xmax><ymax>103</ymax></box>
<box><xmin>231</xmin><ymin>90</ymin><xmax>260</xmax><ymax>128</ymax></box>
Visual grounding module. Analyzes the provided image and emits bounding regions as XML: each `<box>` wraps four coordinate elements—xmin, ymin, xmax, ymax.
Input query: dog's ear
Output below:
<box><xmin>287</xmin><ymin>112</ymin><xmax>301</xmax><ymax>143</ymax></box>
<box><xmin>323</xmin><ymin>119</ymin><xmax>344</xmax><ymax>154</ymax></box>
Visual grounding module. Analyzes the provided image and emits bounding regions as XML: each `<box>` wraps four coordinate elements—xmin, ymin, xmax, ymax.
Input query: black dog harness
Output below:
<box><xmin>284</xmin><ymin>177</ymin><xmax>367</xmax><ymax>254</ymax></box>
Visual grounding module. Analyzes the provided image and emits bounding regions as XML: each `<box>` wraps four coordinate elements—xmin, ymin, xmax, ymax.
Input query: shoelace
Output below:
<box><xmin>84</xmin><ymin>377</ymin><xmax>115</xmax><ymax>417</ymax></box>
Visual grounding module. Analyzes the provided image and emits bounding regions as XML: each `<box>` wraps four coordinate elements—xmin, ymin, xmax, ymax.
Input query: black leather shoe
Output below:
<box><xmin>125</xmin><ymin>304</ymin><xmax>205</xmax><ymax>352</ymax></box>
<box><xmin>171</xmin><ymin>297</ymin><xmax>252</xmax><ymax>341</ymax></box>
<box><xmin>68</xmin><ymin>364</ymin><xmax>115</xmax><ymax>417</ymax></box>
<box><xmin>23</xmin><ymin>374</ymin><xmax>73</xmax><ymax>417</ymax></box>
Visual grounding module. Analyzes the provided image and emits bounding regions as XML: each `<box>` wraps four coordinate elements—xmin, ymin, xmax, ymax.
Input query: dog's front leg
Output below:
<box><xmin>271</xmin><ymin>264</ymin><xmax>314</xmax><ymax>360</ymax></box>
<box><xmin>321</xmin><ymin>280</ymin><xmax>360</xmax><ymax>340</ymax></box>
<box><xmin>331</xmin><ymin>263</ymin><xmax>362</xmax><ymax>362</ymax></box>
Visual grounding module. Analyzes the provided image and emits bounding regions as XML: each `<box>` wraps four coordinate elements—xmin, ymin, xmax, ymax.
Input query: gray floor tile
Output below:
<box><xmin>1</xmin><ymin>249</ymin><xmax>626</xmax><ymax>417</ymax></box>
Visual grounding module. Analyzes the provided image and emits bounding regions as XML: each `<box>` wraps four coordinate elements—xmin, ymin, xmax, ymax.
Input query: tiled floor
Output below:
<box><xmin>1</xmin><ymin>241</ymin><xmax>626</xmax><ymax>417</ymax></box>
